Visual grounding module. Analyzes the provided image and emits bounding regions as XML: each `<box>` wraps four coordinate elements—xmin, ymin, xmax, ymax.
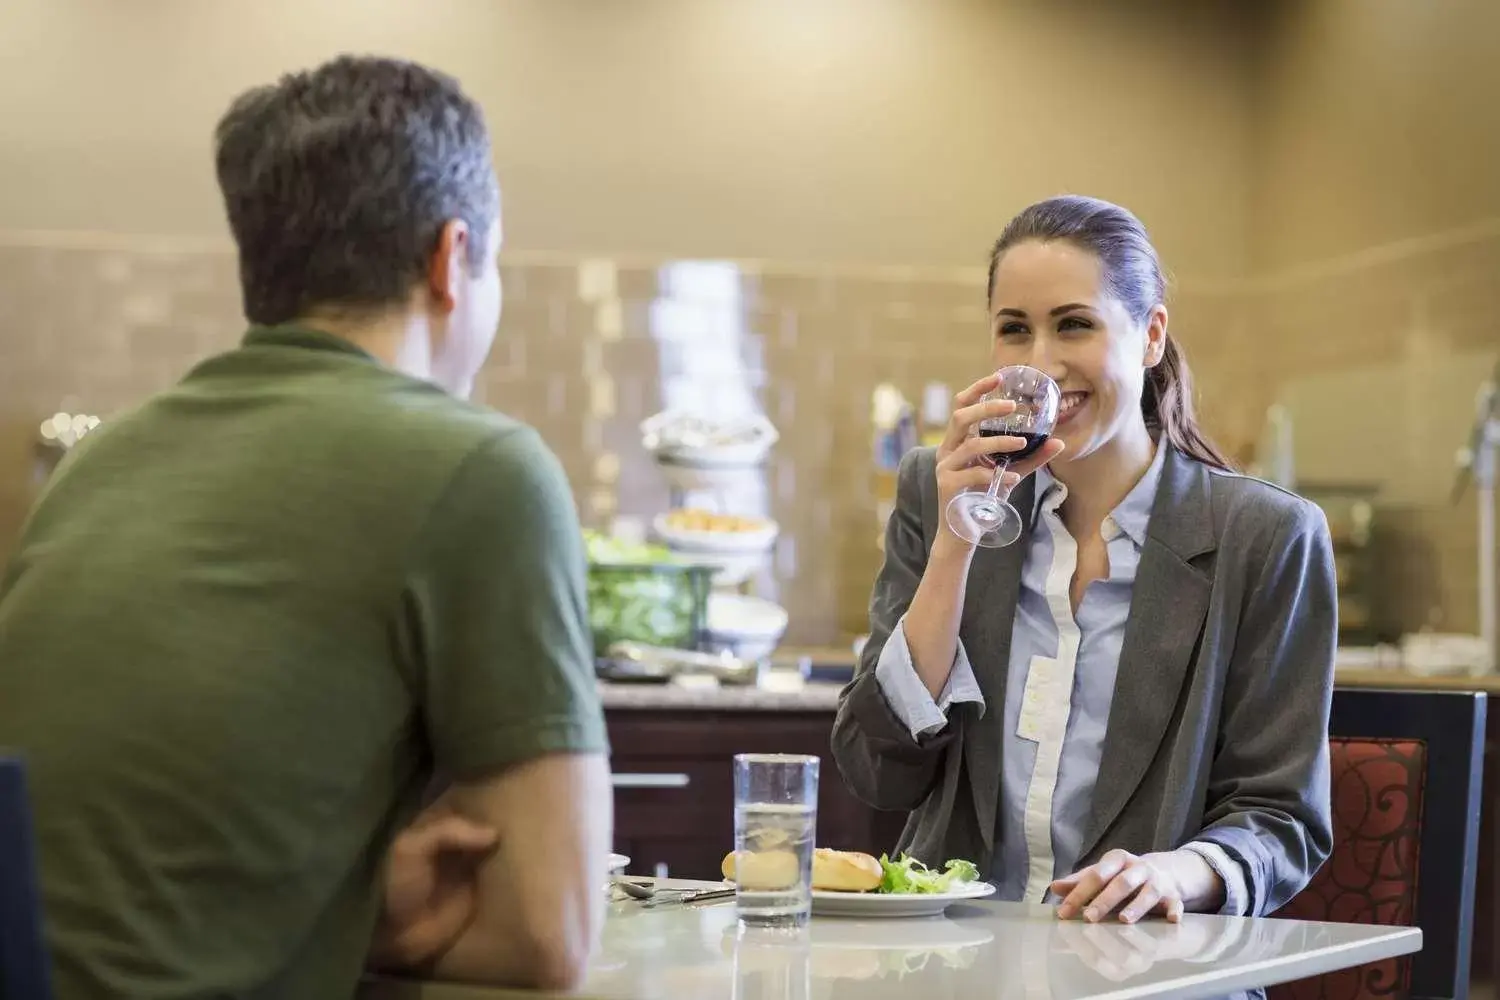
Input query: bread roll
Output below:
<box><xmin>721</xmin><ymin>849</ymin><xmax>799</xmax><ymax>890</ymax></box>
<box><xmin>721</xmin><ymin>848</ymin><xmax>883</xmax><ymax>893</ymax></box>
<box><xmin>811</xmin><ymin>848</ymin><xmax>884</xmax><ymax>892</ymax></box>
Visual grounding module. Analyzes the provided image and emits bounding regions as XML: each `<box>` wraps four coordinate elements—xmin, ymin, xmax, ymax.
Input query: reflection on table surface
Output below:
<box><xmin>360</xmin><ymin>879</ymin><xmax>1421</xmax><ymax>1000</ymax></box>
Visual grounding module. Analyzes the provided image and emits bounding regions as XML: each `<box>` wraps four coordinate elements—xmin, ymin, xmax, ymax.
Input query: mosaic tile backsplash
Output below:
<box><xmin>0</xmin><ymin>231</ymin><xmax>1494</xmax><ymax>643</ymax></box>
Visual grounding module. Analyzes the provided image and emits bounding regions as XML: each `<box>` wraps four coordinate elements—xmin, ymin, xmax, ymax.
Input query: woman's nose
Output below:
<box><xmin>1023</xmin><ymin>344</ymin><xmax>1064</xmax><ymax>383</ymax></box>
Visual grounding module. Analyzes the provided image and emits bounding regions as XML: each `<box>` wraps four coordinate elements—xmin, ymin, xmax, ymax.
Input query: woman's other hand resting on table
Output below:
<box><xmin>1051</xmin><ymin>848</ymin><xmax>1225</xmax><ymax>924</ymax></box>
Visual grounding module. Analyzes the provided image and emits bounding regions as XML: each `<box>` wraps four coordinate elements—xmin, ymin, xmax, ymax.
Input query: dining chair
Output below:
<box><xmin>0</xmin><ymin>755</ymin><xmax>52</xmax><ymax>1000</ymax></box>
<box><xmin>1269</xmin><ymin>688</ymin><xmax>1488</xmax><ymax>1000</ymax></box>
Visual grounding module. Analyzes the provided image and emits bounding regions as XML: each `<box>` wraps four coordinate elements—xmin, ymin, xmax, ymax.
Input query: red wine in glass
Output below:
<box><xmin>977</xmin><ymin>427</ymin><xmax>1051</xmax><ymax>469</ymax></box>
<box><xmin>945</xmin><ymin>366</ymin><xmax>1061</xmax><ymax>548</ymax></box>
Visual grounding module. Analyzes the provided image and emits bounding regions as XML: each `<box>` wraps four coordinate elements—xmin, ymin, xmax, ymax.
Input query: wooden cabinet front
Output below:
<box><xmin>606</xmin><ymin>708</ymin><xmax>906</xmax><ymax>880</ymax></box>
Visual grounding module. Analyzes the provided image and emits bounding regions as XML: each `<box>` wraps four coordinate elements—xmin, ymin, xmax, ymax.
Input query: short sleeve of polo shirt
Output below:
<box><xmin>404</xmin><ymin>426</ymin><xmax>608</xmax><ymax>777</ymax></box>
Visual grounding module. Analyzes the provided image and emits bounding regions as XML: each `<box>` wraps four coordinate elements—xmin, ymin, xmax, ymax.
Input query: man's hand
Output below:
<box><xmin>420</xmin><ymin>754</ymin><xmax>613</xmax><ymax>991</ymax></box>
<box><xmin>369</xmin><ymin>810</ymin><xmax>499</xmax><ymax>971</ymax></box>
<box><xmin>1050</xmin><ymin>849</ymin><xmax>1224</xmax><ymax>924</ymax></box>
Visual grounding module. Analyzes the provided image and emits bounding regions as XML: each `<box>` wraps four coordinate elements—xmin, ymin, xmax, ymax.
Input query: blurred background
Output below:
<box><xmin>0</xmin><ymin>0</ymin><xmax>1496</xmax><ymax>656</ymax></box>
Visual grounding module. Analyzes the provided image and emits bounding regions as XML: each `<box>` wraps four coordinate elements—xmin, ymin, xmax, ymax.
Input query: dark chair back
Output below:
<box><xmin>0</xmin><ymin>756</ymin><xmax>52</xmax><ymax>1000</ymax></box>
<box><xmin>1270</xmin><ymin>688</ymin><xmax>1487</xmax><ymax>1000</ymax></box>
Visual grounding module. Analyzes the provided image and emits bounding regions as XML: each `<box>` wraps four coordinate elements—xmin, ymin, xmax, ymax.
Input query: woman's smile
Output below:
<box><xmin>1055</xmin><ymin>390</ymin><xmax>1091</xmax><ymax>429</ymax></box>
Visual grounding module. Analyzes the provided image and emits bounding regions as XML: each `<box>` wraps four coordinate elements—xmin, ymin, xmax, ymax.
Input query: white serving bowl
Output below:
<box><xmin>641</xmin><ymin>411</ymin><xmax>779</xmax><ymax>470</ymax></box>
<box><xmin>704</xmin><ymin>593</ymin><xmax>789</xmax><ymax>662</ymax></box>
<box><xmin>652</xmin><ymin>512</ymin><xmax>779</xmax><ymax>588</ymax></box>
<box><xmin>655</xmin><ymin>456</ymin><xmax>768</xmax><ymax>494</ymax></box>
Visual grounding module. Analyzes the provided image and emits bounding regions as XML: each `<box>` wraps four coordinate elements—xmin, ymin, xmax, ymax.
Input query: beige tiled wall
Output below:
<box><xmin>1240</xmin><ymin>228</ymin><xmax>1500</xmax><ymax>637</ymax></box>
<box><xmin>0</xmin><ymin>231</ymin><xmax>1492</xmax><ymax>645</ymax></box>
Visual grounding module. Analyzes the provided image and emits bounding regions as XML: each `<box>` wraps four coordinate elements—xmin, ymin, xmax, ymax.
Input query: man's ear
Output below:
<box><xmin>425</xmin><ymin>219</ymin><xmax>471</xmax><ymax>314</ymax></box>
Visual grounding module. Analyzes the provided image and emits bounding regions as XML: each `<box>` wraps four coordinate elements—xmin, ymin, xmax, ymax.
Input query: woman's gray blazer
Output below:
<box><xmin>832</xmin><ymin>445</ymin><xmax>1337</xmax><ymax>916</ymax></box>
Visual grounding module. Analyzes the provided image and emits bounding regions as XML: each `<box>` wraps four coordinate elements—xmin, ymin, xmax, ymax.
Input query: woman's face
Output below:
<box><xmin>987</xmin><ymin>239</ymin><xmax>1166</xmax><ymax>467</ymax></box>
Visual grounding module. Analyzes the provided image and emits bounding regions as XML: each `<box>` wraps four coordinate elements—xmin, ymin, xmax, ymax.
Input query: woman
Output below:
<box><xmin>832</xmin><ymin>195</ymin><xmax>1335</xmax><ymax>925</ymax></box>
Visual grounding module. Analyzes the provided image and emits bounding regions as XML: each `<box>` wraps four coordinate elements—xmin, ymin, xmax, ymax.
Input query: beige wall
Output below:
<box><xmin>1244</xmin><ymin>0</ymin><xmax>1500</xmax><ymax>636</ymax></box>
<box><xmin>0</xmin><ymin>0</ymin><xmax>1253</xmax><ymax>275</ymax></box>
<box><xmin>2</xmin><ymin>0</ymin><xmax>1494</xmax><ymax>641</ymax></box>
<box><xmin>0</xmin><ymin>0</ymin><xmax>1263</xmax><ymax>644</ymax></box>
<box><xmin>1251</xmin><ymin>0</ymin><xmax>1500</xmax><ymax>269</ymax></box>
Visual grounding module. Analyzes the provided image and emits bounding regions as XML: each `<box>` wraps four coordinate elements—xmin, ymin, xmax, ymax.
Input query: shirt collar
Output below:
<box><xmin>242</xmin><ymin>323</ymin><xmax>376</xmax><ymax>361</ymax></box>
<box><xmin>1032</xmin><ymin>441</ymin><xmax>1166</xmax><ymax>547</ymax></box>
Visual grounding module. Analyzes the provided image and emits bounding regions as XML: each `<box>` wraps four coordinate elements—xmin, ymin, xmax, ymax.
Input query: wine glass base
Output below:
<box><xmin>945</xmin><ymin>494</ymin><xmax>1023</xmax><ymax>548</ymax></box>
<box><xmin>973</xmin><ymin>518</ymin><xmax>1022</xmax><ymax>548</ymax></box>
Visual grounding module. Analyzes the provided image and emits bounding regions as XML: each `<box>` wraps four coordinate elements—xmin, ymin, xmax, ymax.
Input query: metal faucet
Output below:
<box><xmin>1452</xmin><ymin>357</ymin><xmax>1500</xmax><ymax>674</ymax></box>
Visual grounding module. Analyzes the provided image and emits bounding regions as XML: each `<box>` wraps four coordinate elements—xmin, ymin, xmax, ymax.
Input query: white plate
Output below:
<box><xmin>608</xmin><ymin>853</ymin><xmax>630</xmax><ymax>873</ymax></box>
<box><xmin>810</xmin><ymin>881</ymin><xmax>996</xmax><ymax>918</ymax></box>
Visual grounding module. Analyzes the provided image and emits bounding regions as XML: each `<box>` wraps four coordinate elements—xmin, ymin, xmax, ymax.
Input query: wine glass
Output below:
<box><xmin>944</xmin><ymin>365</ymin><xmax>1061</xmax><ymax>548</ymax></box>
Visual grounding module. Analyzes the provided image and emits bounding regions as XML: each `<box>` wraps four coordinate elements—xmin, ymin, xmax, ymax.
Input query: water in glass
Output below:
<box><xmin>732</xmin><ymin>753</ymin><xmax>818</xmax><ymax>927</ymax></box>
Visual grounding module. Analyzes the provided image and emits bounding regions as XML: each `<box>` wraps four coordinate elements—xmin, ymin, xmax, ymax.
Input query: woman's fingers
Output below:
<box><xmin>939</xmin><ymin>435</ymin><xmax>1064</xmax><ymax>489</ymax></box>
<box><xmin>1084</xmin><ymin>862</ymin><xmax>1148</xmax><ymax>922</ymax></box>
<box><xmin>1005</xmin><ymin>437</ymin><xmax>1066</xmax><ymax>479</ymax></box>
<box><xmin>1055</xmin><ymin>851</ymin><xmax>1134</xmax><ymax>920</ymax></box>
<box><xmin>954</xmin><ymin>373</ymin><xmax>1000</xmax><ymax>409</ymax></box>
<box><xmin>1057</xmin><ymin>870</ymin><xmax>1109</xmax><ymax>921</ymax></box>
<box><xmin>940</xmin><ymin>393</ymin><xmax>1015</xmax><ymax>455</ymax></box>
<box><xmin>1119</xmin><ymin>884</ymin><xmax>1163</xmax><ymax>925</ymax></box>
<box><xmin>957</xmin><ymin>431</ymin><xmax>1030</xmax><ymax>467</ymax></box>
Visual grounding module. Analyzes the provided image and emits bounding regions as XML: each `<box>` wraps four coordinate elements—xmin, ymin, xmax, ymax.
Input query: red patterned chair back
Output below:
<box><xmin>1270</xmin><ymin>689</ymin><xmax>1486</xmax><ymax>1000</ymax></box>
<box><xmin>1268</xmin><ymin>738</ymin><xmax>1427</xmax><ymax>1000</ymax></box>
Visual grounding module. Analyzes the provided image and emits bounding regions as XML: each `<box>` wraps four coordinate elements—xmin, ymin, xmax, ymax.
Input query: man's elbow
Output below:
<box><xmin>501</xmin><ymin>880</ymin><xmax>604</xmax><ymax>991</ymax></box>
<box><xmin>514</xmin><ymin>938</ymin><xmax>590</xmax><ymax>992</ymax></box>
<box><xmin>506</xmin><ymin>917</ymin><xmax>597</xmax><ymax>991</ymax></box>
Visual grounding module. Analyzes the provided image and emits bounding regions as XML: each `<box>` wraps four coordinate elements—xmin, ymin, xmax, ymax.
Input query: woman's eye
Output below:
<box><xmin>998</xmin><ymin>323</ymin><xmax>1028</xmax><ymax>338</ymax></box>
<box><xmin>1058</xmin><ymin>316</ymin><xmax>1093</xmax><ymax>332</ymax></box>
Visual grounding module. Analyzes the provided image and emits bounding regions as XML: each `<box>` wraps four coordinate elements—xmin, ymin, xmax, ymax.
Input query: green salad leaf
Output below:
<box><xmin>876</xmin><ymin>854</ymin><xmax>980</xmax><ymax>895</ymax></box>
<box><xmin>583</xmin><ymin>531</ymin><xmax>704</xmax><ymax>654</ymax></box>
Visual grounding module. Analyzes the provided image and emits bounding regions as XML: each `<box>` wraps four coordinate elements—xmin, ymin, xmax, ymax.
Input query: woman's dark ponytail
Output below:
<box><xmin>1141</xmin><ymin>334</ymin><xmax>1232</xmax><ymax>471</ymax></box>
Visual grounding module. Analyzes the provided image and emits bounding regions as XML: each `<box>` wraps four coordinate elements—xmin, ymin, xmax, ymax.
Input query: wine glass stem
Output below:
<box><xmin>984</xmin><ymin>459</ymin><xmax>1013</xmax><ymax>502</ymax></box>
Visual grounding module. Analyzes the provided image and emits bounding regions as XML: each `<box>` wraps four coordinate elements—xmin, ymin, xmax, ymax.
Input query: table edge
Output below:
<box><xmin>1090</xmin><ymin>925</ymin><xmax>1423</xmax><ymax>1000</ymax></box>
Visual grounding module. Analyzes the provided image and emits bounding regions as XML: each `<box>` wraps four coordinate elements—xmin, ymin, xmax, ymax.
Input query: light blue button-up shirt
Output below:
<box><xmin>875</xmin><ymin>444</ymin><xmax>1247</xmax><ymax>913</ymax></box>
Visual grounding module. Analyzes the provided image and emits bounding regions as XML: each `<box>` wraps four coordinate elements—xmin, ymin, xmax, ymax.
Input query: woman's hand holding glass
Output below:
<box><xmin>934</xmin><ymin>372</ymin><xmax>1065</xmax><ymax>551</ymax></box>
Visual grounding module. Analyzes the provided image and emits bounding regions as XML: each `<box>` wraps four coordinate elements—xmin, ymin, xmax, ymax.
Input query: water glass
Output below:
<box><xmin>731</xmin><ymin>753</ymin><xmax>819</xmax><ymax>927</ymax></box>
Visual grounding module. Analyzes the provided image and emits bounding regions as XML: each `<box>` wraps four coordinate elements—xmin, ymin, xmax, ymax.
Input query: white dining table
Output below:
<box><xmin>360</xmin><ymin>878</ymin><xmax>1421</xmax><ymax>1000</ymax></box>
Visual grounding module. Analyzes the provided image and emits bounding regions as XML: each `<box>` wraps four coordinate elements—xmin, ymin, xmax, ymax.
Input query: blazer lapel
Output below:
<box><xmin>1079</xmin><ymin>450</ymin><xmax>1217</xmax><ymax>859</ymax></box>
<box><xmin>957</xmin><ymin>477</ymin><xmax>1034</xmax><ymax>859</ymax></box>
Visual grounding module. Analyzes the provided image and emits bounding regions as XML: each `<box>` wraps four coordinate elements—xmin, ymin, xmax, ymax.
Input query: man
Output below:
<box><xmin>0</xmin><ymin>55</ymin><xmax>611</xmax><ymax>998</ymax></box>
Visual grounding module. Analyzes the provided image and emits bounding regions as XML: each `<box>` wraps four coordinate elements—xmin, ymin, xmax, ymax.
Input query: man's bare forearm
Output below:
<box><xmin>423</xmin><ymin>754</ymin><xmax>612</xmax><ymax>990</ymax></box>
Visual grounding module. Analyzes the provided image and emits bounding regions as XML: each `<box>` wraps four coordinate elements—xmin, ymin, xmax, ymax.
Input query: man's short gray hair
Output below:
<box><xmin>214</xmin><ymin>54</ymin><xmax>500</xmax><ymax>325</ymax></box>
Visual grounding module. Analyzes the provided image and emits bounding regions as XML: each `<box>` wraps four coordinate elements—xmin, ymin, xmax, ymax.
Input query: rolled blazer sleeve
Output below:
<box><xmin>831</xmin><ymin>447</ymin><xmax>959</xmax><ymax>812</ymax></box>
<box><xmin>1193</xmin><ymin>500</ymin><xmax>1337</xmax><ymax>916</ymax></box>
